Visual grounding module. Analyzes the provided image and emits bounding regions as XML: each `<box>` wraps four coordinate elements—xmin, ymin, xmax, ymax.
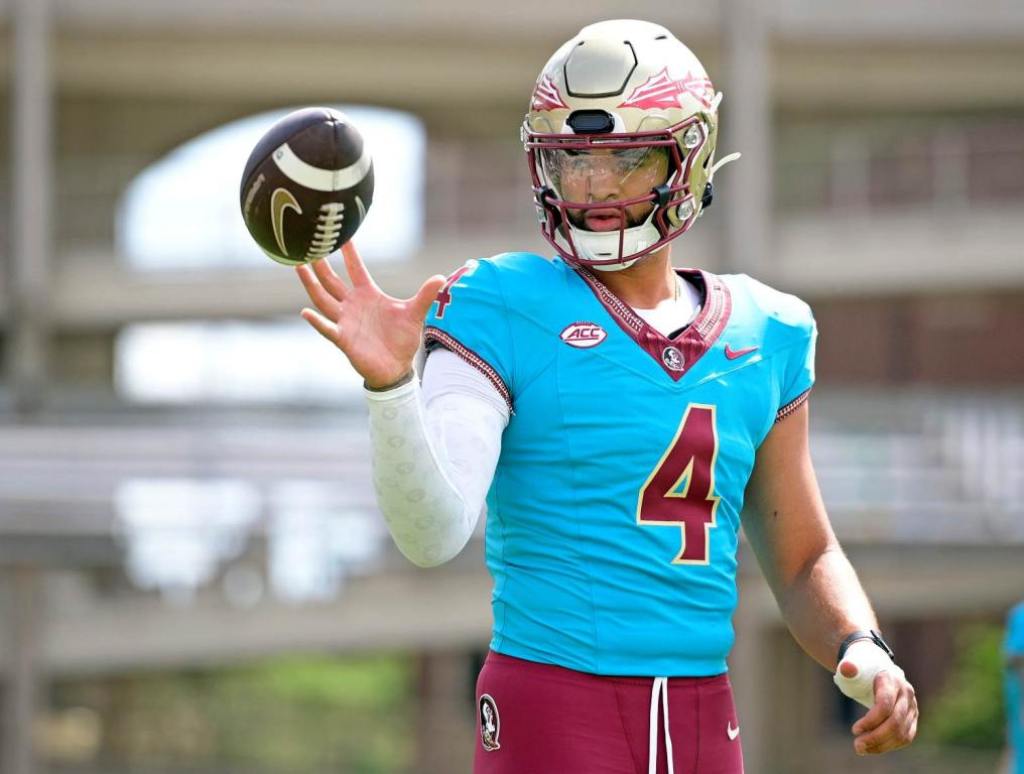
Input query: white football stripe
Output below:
<box><xmin>272</xmin><ymin>142</ymin><xmax>372</xmax><ymax>192</ymax></box>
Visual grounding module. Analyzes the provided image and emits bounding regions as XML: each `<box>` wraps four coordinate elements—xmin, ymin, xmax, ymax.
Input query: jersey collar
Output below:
<box><xmin>572</xmin><ymin>265</ymin><xmax>732</xmax><ymax>381</ymax></box>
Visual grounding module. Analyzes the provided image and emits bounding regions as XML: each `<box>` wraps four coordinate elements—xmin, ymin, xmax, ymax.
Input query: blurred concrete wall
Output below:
<box><xmin>2</xmin><ymin>1</ymin><xmax>1023</xmax><ymax>400</ymax></box>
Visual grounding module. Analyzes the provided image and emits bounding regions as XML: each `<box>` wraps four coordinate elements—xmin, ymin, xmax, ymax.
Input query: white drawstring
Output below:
<box><xmin>648</xmin><ymin>676</ymin><xmax>675</xmax><ymax>774</ymax></box>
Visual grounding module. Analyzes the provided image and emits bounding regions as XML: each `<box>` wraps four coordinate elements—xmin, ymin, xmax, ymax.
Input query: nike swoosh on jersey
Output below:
<box><xmin>724</xmin><ymin>344</ymin><xmax>758</xmax><ymax>360</ymax></box>
<box><xmin>727</xmin><ymin>722</ymin><xmax>740</xmax><ymax>740</ymax></box>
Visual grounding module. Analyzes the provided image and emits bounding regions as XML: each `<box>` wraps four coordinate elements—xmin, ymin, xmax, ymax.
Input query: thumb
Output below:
<box><xmin>409</xmin><ymin>275</ymin><xmax>447</xmax><ymax>320</ymax></box>
<box><xmin>834</xmin><ymin>641</ymin><xmax>897</xmax><ymax>709</ymax></box>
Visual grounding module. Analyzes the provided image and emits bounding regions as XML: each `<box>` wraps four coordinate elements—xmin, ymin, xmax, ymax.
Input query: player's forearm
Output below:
<box><xmin>777</xmin><ymin>543</ymin><xmax>879</xmax><ymax>671</ymax></box>
<box><xmin>365</xmin><ymin>379</ymin><xmax>486</xmax><ymax>568</ymax></box>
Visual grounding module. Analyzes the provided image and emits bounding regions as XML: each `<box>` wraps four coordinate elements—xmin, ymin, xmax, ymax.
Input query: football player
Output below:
<box><xmin>296</xmin><ymin>19</ymin><xmax>917</xmax><ymax>773</ymax></box>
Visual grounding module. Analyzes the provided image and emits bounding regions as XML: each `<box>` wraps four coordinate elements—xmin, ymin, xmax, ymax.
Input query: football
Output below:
<box><xmin>239</xmin><ymin>107</ymin><xmax>374</xmax><ymax>266</ymax></box>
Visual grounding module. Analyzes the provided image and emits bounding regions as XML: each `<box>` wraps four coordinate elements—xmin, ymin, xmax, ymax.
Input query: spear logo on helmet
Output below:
<box><xmin>618</xmin><ymin>68</ymin><xmax>715</xmax><ymax>110</ymax></box>
<box><xmin>531</xmin><ymin>75</ymin><xmax>570</xmax><ymax>112</ymax></box>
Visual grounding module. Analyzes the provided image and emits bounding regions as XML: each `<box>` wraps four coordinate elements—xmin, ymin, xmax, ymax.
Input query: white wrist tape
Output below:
<box><xmin>833</xmin><ymin>640</ymin><xmax>905</xmax><ymax>709</ymax></box>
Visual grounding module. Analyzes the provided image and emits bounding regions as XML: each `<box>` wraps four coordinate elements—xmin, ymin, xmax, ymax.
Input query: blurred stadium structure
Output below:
<box><xmin>1</xmin><ymin>1</ymin><xmax>1023</xmax><ymax>772</ymax></box>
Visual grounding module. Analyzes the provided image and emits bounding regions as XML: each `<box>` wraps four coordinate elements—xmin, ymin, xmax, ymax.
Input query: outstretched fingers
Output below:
<box><xmin>296</xmin><ymin>264</ymin><xmax>343</xmax><ymax>318</ymax></box>
<box><xmin>309</xmin><ymin>257</ymin><xmax>351</xmax><ymax>303</ymax></box>
<box><xmin>300</xmin><ymin>307</ymin><xmax>341</xmax><ymax>345</ymax></box>
<box><xmin>341</xmin><ymin>240</ymin><xmax>377</xmax><ymax>289</ymax></box>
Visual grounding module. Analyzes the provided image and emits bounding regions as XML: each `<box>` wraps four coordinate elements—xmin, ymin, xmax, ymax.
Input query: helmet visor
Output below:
<box><xmin>539</xmin><ymin>146</ymin><xmax>671</xmax><ymax>232</ymax></box>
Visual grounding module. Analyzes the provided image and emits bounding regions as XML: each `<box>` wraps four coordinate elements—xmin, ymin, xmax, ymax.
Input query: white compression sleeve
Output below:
<box><xmin>364</xmin><ymin>350</ymin><xmax>508</xmax><ymax>568</ymax></box>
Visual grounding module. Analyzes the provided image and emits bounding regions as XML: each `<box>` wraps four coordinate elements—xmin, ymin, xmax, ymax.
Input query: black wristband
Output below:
<box><xmin>364</xmin><ymin>371</ymin><xmax>415</xmax><ymax>392</ymax></box>
<box><xmin>837</xmin><ymin>629</ymin><xmax>895</xmax><ymax>663</ymax></box>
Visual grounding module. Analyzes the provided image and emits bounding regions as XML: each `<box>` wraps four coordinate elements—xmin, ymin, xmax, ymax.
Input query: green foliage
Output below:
<box><xmin>921</xmin><ymin>623</ymin><xmax>1006</xmax><ymax>750</ymax></box>
<box><xmin>56</xmin><ymin>653</ymin><xmax>415</xmax><ymax>773</ymax></box>
<box><xmin>208</xmin><ymin>655</ymin><xmax>413</xmax><ymax>771</ymax></box>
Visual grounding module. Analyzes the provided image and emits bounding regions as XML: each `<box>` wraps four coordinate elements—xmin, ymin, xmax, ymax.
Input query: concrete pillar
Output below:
<box><xmin>762</xmin><ymin>628</ymin><xmax>826</xmax><ymax>774</ymax></box>
<box><xmin>731</xmin><ymin>607</ymin><xmax>827</xmax><ymax>774</ymax></box>
<box><xmin>2</xmin><ymin>567</ymin><xmax>43</xmax><ymax>774</ymax></box>
<box><xmin>414</xmin><ymin>649</ymin><xmax>475</xmax><ymax>774</ymax></box>
<box><xmin>8</xmin><ymin>0</ymin><xmax>54</xmax><ymax>413</ymax></box>
<box><xmin>830</xmin><ymin>134</ymin><xmax>870</xmax><ymax>211</ymax></box>
<box><xmin>719</xmin><ymin>0</ymin><xmax>772</xmax><ymax>278</ymax></box>
<box><xmin>733</xmin><ymin>552</ymin><xmax>834</xmax><ymax>774</ymax></box>
<box><xmin>729</xmin><ymin>571</ymin><xmax>772</xmax><ymax>772</ymax></box>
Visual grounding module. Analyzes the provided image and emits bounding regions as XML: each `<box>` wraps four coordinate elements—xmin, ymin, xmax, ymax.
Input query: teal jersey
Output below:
<box><xmin>424</xmin><ymin>252</ymin><xmax>816</xmax><ymax>676</ymax></box>
<box><xmin>1007</xmin><ymin>602</ymin><xmax>1024</xmax><ymax>774</ymax></box>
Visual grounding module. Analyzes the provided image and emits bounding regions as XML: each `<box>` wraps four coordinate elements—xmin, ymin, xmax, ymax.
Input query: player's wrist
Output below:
<box><xmin>364</xmin><ymin>370</ymin><xmax>415</xmax><ymax>392</ymax></box>
<box><xmin>833</xmin><ymin>636</ymin><xmax>903</xmax><ymax>710</ymax></box>
<box><xmin>837</xmin><ymin>629</ymin><xmax>894</xmax><ymax>665</ymax></box>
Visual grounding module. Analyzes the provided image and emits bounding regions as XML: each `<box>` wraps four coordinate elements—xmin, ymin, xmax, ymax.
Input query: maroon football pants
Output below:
<box><xmin>474</xmin><ymin>650</ymin><xmax>744</xmax><ymax>774</ymax></box>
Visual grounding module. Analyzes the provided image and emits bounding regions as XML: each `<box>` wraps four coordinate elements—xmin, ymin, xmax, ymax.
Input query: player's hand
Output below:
<box><xmin>296</xmin><ymin>241</ymin><xmax>446</xmax><ymax>389</ymax></box>
<box><xmin>834</xmin><ymin>642</ymin><xmax>918</xmax><ymax>755</ymax></box>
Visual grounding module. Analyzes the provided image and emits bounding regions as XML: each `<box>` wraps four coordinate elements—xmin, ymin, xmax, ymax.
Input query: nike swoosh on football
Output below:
<box><xmin>727</xmin><ymin>722</ymin><xmax>740</xmax><ymax>740</ymax></box>
<box><xmin>271</xmin><ymin>187</ymin><xmax>303</xmax><ymax>258</ymax></box>
<box><xmin>724</xmin><ymin>344</ymin><xmax>758</xmax><ymax>360</ymax></box>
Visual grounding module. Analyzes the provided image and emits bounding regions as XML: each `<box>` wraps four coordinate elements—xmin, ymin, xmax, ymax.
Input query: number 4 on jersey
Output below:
<box><xmin>434</xmin><ymin>260</ymin><xmax>478</xmax><ymax>319</ymax></box>
<box><xmin>637</xmin><ymin>404</ymin><xmax>720</xmax><ymax>565</ymax></box>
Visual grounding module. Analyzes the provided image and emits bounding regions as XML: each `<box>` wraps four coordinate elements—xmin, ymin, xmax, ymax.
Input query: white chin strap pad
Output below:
<box><xmin>569</xmin><ymin>221</ymin><xmax>660</xmax><ymax>271</ymax></box>
<box><xmin>591</xmin><ymin>257</ymin><xmax>639</xmax><ymax>272</ymax></box>
<box><xmin>833</xmin><ymin>640</ymin><xmax>905</xmax><ymax>709</ymax></box>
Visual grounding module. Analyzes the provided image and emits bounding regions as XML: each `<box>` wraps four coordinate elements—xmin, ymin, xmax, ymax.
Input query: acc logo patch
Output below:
<box><xmin>479</xmin><ymin>694</ymin><xmax>501</xmax><ymax>751</ymax></box>
<box><xmin>560</xmin><ymin>321</ymin><xmax>607</xmax><ymax>349</ymax></box>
